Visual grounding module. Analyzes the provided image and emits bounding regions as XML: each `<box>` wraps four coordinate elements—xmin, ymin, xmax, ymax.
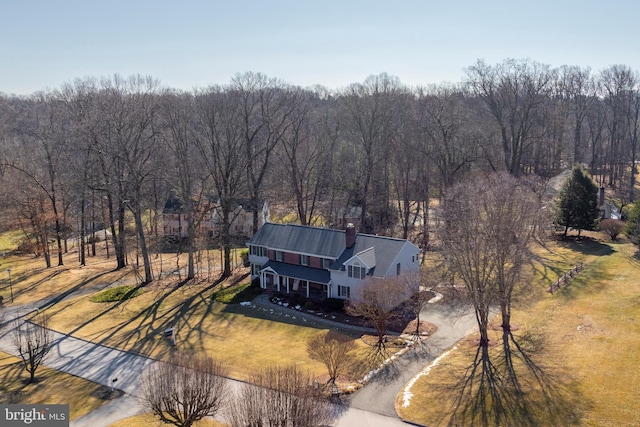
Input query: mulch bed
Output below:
<box><xmin>269</xmin><ymin>290</ymin><xmax>439</xmax><ymax>335</ymax></box>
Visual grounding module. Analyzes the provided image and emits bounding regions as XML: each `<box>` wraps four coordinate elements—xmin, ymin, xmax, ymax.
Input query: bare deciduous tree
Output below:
<box><xmin>346</xmin><ymin>275</ymin><xmax>415</xmax><ymax>348</ymax></box>
<box><xmin>306</xmin><ymin>330</ymin><xmax>355</xmax><ymax>385</ymax></box>
<box><xmin>139</xmin><ymin>352</ymin><xmax>229</xmax><ymax>427</ymax></box>
<box><xmin>466</xmin><ymin>59</ymin><xmax>553</xmax><ymax>176</ymax></box>
<box><xmin>226</xmin><ymin>365</ymin><xmax>335</xmax><ymax>427</ymax></box>
<box><xmin>402</xmin><ymin>270</ymin><xmax>438</xmax><ymax>339</ymax></box>
<box><xmin>193</xmin><ymin>86</ymin><xmax>248</xmax><ymax>277</ymax></box>
<box><xmin>441</xmin><ymin>172</ymin><xmax>545</xmax><ymax>345</ymax></box>
<box><xmin>12</xmin><ymin>311</ymin><xmax>54</xmax><ymax>383</ymax></box>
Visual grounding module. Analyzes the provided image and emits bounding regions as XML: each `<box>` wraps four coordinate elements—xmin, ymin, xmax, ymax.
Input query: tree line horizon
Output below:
<box><xmin>0</xmin><ymin>57</ymin><xmax>638</xmax><ymax>283</ymax></box>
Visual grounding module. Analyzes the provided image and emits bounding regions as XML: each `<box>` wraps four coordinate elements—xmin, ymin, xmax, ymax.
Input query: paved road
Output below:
<box><xmin>0</xmin><ymin>294</ymin><xmax>478</xmax><ymax>427</ymax></box>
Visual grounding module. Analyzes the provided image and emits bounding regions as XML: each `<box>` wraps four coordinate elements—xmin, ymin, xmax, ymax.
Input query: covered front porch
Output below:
<box><xmin>259</xmin><ymin>261</ymin><xmax>330</xmax><ymax>300</ymax></box>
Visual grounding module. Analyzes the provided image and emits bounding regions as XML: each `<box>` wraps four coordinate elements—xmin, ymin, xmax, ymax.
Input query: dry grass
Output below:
<box><xmin>0</xmin><ymin>351</ymin><xmax>112</xmax><ymax>420</ymax></box>
<box><xmin>108</xmin><ymin>413</ymin><xmax>227</xmax><ymax>427</ymax></box>
<box><xmin>0</xmin><ymin>238</ymin><xmax>378</xmax><ymax>383</ymax></box>
<box><xmin>397</xmin><ymin>233</ymin><xmax>640</xmax><ymax>426</ymax></box>
<box><xmin>43</xmin><ymin>277</ymin><xmax>377</xmax><ymax>381</ymax></box>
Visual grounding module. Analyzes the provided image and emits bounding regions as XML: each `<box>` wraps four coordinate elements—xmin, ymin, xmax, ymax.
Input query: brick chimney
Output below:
<box><xmin>345</xmin><ymin>223</ymin><xmax>356</xmax><ymax>249</ymax></box>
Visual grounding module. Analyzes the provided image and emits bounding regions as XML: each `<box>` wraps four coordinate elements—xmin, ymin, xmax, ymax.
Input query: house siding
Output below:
<box><xmin>247</xmin><ymin>223</ymin><xmax>420</xmax><ymax>300</ymax></box>
<box><xmin>284</xmin><ymin>252</ymin><xmax>298</xmax><ymax>264</ymax></box>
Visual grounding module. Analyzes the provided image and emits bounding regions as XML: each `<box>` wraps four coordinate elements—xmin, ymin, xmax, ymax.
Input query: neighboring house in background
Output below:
<box><xmin>211</xmin><ymin>199</ymin><xmax>270</xmax><ymax>237</ymax></box>
<box><xmin>247</xmin><ymin>223</ymin><xmax>420</xmax><ymax>300</ymax></box>
<box><xmin>162</xmin><ymin>193</ymin><xmax>269</xmax><ymax>239</ymax></box>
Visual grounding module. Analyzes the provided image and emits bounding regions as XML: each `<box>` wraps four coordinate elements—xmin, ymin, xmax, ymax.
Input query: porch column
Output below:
<box><xmin>259</xmin><ymin>270</ymin><xmax>266</xmax><ymax>289</ymax></box>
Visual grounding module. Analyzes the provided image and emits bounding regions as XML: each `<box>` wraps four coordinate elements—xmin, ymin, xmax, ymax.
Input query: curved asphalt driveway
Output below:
<box><xmin>347</xmin><ymin>302</ymin><xmax>478</xmax><ymax>418</ymax></box>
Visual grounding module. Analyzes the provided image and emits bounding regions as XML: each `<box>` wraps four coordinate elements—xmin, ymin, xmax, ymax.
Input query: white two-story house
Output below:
<box><xmin>163</xmin><ymin>193</ymin><xmax>269</xmax><ymax>239</ymax></box>
<box><xmin>247</xmin><ymin>223</ymin><xmax>420</xmax><ymax>300</ymax></box>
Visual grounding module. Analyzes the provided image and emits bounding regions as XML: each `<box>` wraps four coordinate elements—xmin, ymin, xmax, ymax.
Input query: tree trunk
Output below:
<box><xmin>79</xmin><ymin>195</ymin><xmax>86</xmax><ymax>266</ymax></box>
<box><xmin>133</xmin><ymin>209</ymin><xmax>153</xmax><ymax>284</ymax></box>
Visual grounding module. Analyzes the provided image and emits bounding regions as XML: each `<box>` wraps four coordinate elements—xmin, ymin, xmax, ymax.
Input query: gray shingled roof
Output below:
<box><xmin>248</xmin><ymin>223</ymin><xmax>346</xmax><ymax>258</ymax></box>
<box><xmin>355</xmin><ymin>247</ymin><xmax>376</xmax><ymax>268</ymax></box>
<box><xmin>249</xmin><ymin>223</ymin><xmax>416</xmax><ymax>278</ymax></box>
<box><xmin>261</xmin><ymin>261</ymin><xmax>331</xmax><ymax>284</ymax></box>
<box><xmin>333</xmin><ymin>234</ymin><xmax>409</xmax><ymax>278</ymax></box>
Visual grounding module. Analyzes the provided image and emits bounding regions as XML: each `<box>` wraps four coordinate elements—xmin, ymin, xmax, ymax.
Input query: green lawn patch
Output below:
<box><xmin>211</xmin><ymin>282</ymin><xmax>261</xmax><ymax>304</ymax></box>
<box><xmin>90</xmin><ymin>285</ymin><xmax>144</xmax><ymax>303</ymax></box>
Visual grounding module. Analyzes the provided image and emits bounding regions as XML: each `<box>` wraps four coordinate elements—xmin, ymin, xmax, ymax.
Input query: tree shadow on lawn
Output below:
<box><xmin>439</xmin><ymin>331</ymin><xmax>584</xmax><ymax>427</ymax></box>
<box><xmin>556</xmin><ymin>236</ymin><xmax>614</xmax><ymax>257</ymax></box>
<box><xmin>43</xmin><ymin>274</ymin><xmax>226</xmax><ymax>376</ymax></box>
<box><xmin>0</xmin><ymin>357</ymin><xmax>27</xmax><ymax>403</ymax></box>
<box><xmin>90</xmin><ymin>276</ymin><xmax>228</xmax><ymax>357</ymax></box>
<box><xmin>4</xmin><ymin>269</ymin><xmax>66</xmax><ymax>304</ymax></box>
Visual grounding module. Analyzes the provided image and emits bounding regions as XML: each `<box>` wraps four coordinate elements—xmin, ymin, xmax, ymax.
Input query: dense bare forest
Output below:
<box><xmin>0</xmin><ymin>59</ymin><xmax>638</xmax><ymax>282</ymax></box>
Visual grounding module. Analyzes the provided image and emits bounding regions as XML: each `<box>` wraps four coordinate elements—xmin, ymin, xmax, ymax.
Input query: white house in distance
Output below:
<box><xmin>247</xmin><ymin>223</ymin><xmax>420</xmax><ymax>300</ymax></box>
<box><xmin>163</xmin><ymin>193</ymin><xmax>270</xmax><ymax>239</ymax></box>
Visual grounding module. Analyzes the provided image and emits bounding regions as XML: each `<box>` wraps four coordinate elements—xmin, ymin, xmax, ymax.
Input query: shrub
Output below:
<box><xmin>599</xmin><ymin>218</ymin><xmax>625</xmax><ymax>240</ymax></box>
<box><xmin>289</xmin><ymin>293</ymin><xmax>307</xmax><ymax>307</ymax></box>
<box><xmin>320</xmin><ymin>298</ymin><xmax>345</xmax><ymax>313</ymax></box>
<box><xmin>240</xmin><ymin>249</ymin><xmax>249</xmax><ymax>266</ymax></box>
<box><xmin>90</xmin><ymin>285</ymin><xmax>144</xmax><ymax>303</ymax></box>
<box><xmin>212</xmin><ymin>282</ymin><xmax>262</xmax><ymax>304</ymax></box>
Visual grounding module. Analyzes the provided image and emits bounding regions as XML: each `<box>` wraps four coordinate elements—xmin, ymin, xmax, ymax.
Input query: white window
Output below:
<box><xmin>338</xmin><ymin>285</ymin><xmax>350</xmax><ymax>298</ymax></box>
<box><xmin>275</xmin><ymin>251</ymin><xmax>284</xmax><ymax>262</ymax></box>
<box><xmin>300</xmin><ymin>254</ymin><xmax>309</xmax><ymax>266</ymax></box>
<box><xmin>322</xmin><ymin>258</ymin><xmax>332</xmax><ymax>269</ymax></box>
<box><xmin>348</xmin><ymin>265</ymin><xmax>366</xmax><ymax>279</ymax></box>
<box><xmin>250</xmin><ymin>245</ymin><xmax>268</xmax><ymax>257</ymax></box>
<box><xmin>252</xmin><ymin>264</ymin><xmax>262</xmax><ymax>276</ymax></box>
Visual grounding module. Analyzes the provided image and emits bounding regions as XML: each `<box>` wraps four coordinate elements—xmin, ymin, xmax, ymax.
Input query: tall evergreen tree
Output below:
<box><xmin>555</xmin><ymin>165</ymin><xmax>600</xmax><ymax>237</ymax></box>
<box><xmin>625</xmin><ymin>202</ymin><xmax>640</xmax><ymax>245</ymax></box>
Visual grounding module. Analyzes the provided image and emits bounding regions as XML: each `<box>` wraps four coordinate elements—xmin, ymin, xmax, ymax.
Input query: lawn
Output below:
<box><xmin>0</xmin><ymin>351</ymin><xmax>113</xmax><ymax>420</ymax></box>
<box><xmin>0</xmin><ymin>237</ymin><xmax>379</xmax><ymax>384</ymax></box>
<box><xmin>397</xmin><ymin>235</ymin><xmax>640</xmax><ymax>426</ymax></box>
<box><xmin>109</xmin><ymin>413</ymin><xmax>226</xmax><ymax>427</ymax></box>
<box><xmin>43</xmin><ymin>275</ymin><xmax>377</xmax><ymax>381</ymax></box>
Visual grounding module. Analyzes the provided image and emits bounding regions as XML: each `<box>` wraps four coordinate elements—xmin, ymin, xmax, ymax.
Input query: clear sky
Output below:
<box><xmin>1</xmin><ymin>0</ymin><xmax>638</xmax><ymax>95</ymax></box>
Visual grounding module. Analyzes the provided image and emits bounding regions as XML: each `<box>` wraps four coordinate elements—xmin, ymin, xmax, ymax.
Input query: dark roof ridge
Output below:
<box><xmin>355</xmin><ymin>232</ymin><xmax>408</xmax><ymax>242</ymax></box>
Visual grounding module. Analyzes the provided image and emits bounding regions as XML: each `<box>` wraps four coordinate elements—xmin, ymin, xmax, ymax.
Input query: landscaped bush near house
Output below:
<box><xmin>320</xmin><ymin>298</ymin><xmax>345</xmax><ymax>313</ymax></box>
<box><xmin>212</xmin><ymin>282</ymin><xmax>262</xmax><ymax>304</ymax></box>
<box><xmin>289</xmin><ymin>293</ymin><xmax>307</xmax><ymax>307</ymax></box>
<box><xmin>90</xmin><ymin>286</ymin><xmax>144</xmax><ymax>303</ymax></box>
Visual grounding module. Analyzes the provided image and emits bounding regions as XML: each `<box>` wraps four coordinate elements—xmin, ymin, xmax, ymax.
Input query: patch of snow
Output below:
<box><xmin>401</xmin><ymin>346</ymin><xmax>457</xmax><ymax>408</ymax></box>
